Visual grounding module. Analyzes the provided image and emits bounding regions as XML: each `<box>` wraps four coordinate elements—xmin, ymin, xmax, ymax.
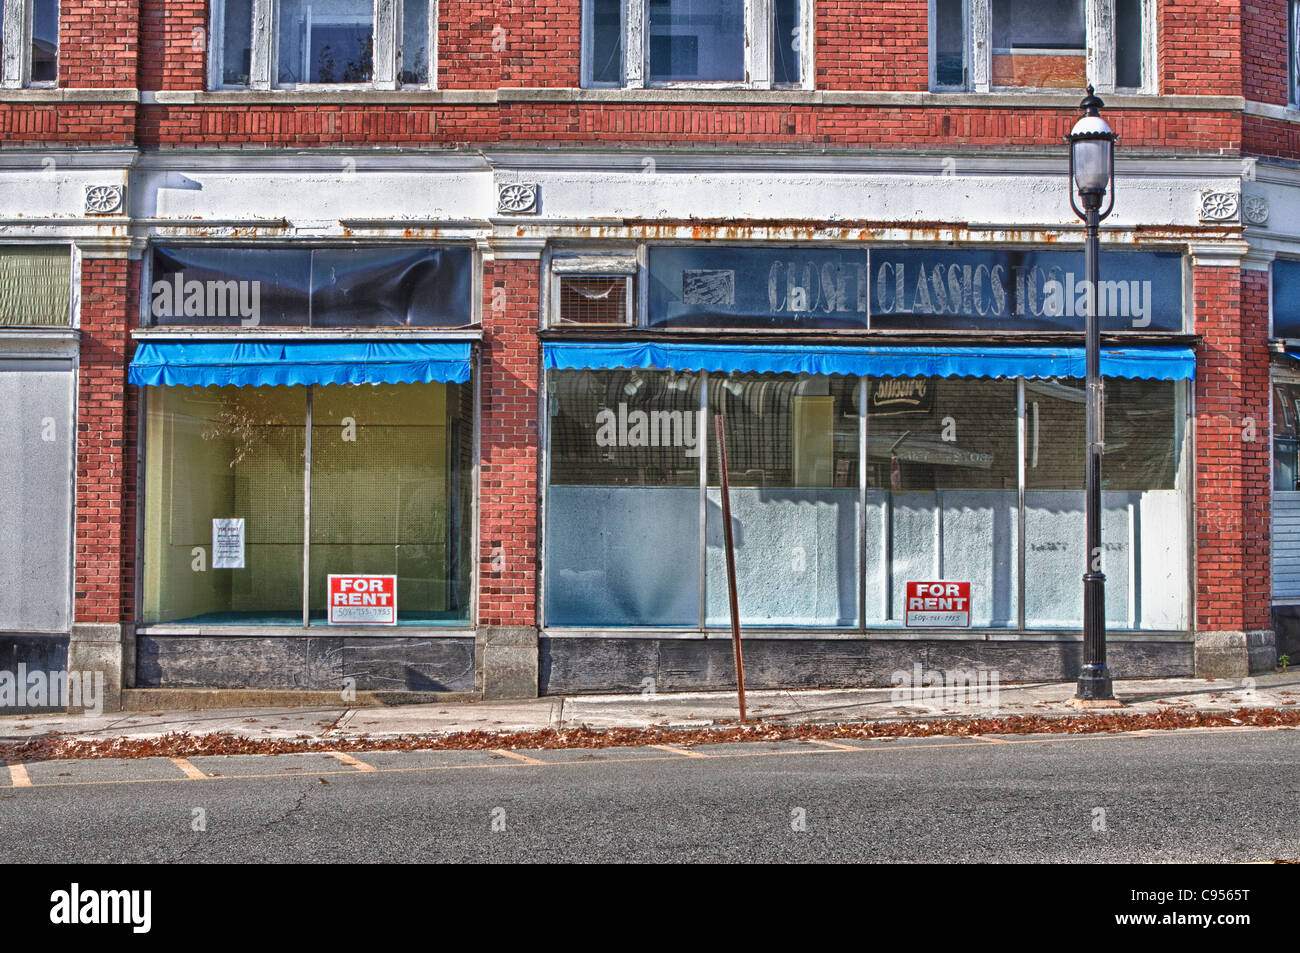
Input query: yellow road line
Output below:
<box><xmin>492</xmin><ymin>749</ymin><xmax>545</xmax><ymax>765</ymax></box>
<box><xmin>804</xmin><ymin>739</ymin><xmax>861</xmax><ymax>751</ymax></box>
<box><xmin>171</xmin><ymin>757</ymin><xmax>207</xmax><ymax>780</ymax></box>
<box><xmin>326</xmin><ymin>751</ymin><xmax>378</xmax><ymax>772</ymax></box>
<box><xmin>7</xmin><ymin>763</ymin><xmax>31</xmax><ymax>788</ymax></box>
<box><xmin>649</xmin><ymin>743</ymin><xmax>709</xmax><ymax>758</ymax></box>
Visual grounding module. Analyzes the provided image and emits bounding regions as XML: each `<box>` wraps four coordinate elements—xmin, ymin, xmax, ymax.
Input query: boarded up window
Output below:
<box><xmin>0</xmin><ymin>247</ymin><xmax>71</xmax><ymax>327</ymax></box>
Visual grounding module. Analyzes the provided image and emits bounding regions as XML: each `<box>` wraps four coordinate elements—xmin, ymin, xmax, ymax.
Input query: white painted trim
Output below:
<box><xmin>1088</xmin><ymin>0</ymin><xmax>1114</xmax><ymax>94</ymax></box>
<box><xmin>374</xmin><ymin>0</ymin><xmax>398</xmax><ymax>89</ymax></box>
<box><xmin>624</xmin><ymin>0</ymin><xmax>644</xmax><ymax>88</ymax></box>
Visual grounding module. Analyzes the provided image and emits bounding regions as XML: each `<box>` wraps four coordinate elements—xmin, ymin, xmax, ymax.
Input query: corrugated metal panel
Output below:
<box><xmin>1273</xmin><ymin>490</ymin><xmax>1300</xmax><ymax>600</ymax></box>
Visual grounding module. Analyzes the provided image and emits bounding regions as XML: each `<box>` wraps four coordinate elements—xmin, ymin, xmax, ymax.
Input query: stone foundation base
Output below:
<box><xmin>477</xmin><ymin>626</ymin><xmax>539</xmax><ymax>699</ymax></box>
<box><xmin>1193</xmin><ymin>630</ymin><xmax>1276</xmax><ymax>680</ymax></box>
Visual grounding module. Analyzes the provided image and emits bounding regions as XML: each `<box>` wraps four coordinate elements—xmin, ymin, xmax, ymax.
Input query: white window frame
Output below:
<box><xmin>210</xmin><ymin>0</ymin><xmax>437</xmax><ymax>90</ymax></box>
<box><xmin>1</xmin><ymin>0</ymin><xmax>57</xmax><ymax>89</ymax></box>
<box><xmin>582</xmin><ymin>0</ymin><xmax>814</xmax><ymax>90</ymax></box>
<box><xmin>1290</xmin><ymin>0</ymin><xmax>1300</xmax><ymax>108</ymax></box>
<box><xmin>930</xmin><ymin>0</ymin><xmax>1155</xmax><ymax>95</ymax></box>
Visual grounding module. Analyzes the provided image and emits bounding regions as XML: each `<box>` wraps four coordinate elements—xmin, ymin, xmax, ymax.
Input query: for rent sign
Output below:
<box><xmin>905</xmin><ymin>582</ymin><xmax>971</xmax><ymax>628</ymax></box>
<box><xmin>327</xmin><ymin>575</ymin><xmax>397</xmax><ymax>625</ymax></box>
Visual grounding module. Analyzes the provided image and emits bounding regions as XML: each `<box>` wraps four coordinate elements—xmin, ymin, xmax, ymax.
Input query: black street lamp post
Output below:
<box><xmin>1067</xmin><ymin>86</ymin><xmax>1118</xmax><ymax>704</ymax></box>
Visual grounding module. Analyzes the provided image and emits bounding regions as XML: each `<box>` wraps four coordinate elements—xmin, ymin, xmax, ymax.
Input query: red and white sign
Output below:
<box><xmin>904</xmin><ymin>581</ymin><xmax>971</xmax><ymax>628</ymax></box>
<box><xmin>327</xmin><ymin>574</ymin><xmax>397</xmax><ymax>625</ymax></box>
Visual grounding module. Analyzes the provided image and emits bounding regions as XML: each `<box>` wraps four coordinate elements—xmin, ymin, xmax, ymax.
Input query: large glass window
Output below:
<box><xmin>707</xmin><ymin>374</ymin><xmax>860</xmax><ymax>627</ymax></box>
<box><xmin>277</xmin><ymin>0</ymin><xmax>375</xmax><ymax>85</ymax></box>
<box><xmin>545</xmin><ymin>369</ymin><xmax>1189</xmax><ymax>633</ymax></box>
<box><xmin>581</xmin><ymin>0</ymin><xmax>808</xmax><ymax>89</ymax></box>
<box><xmin>149</xmin><ymin>245</ymin><xmax>474</xmax><ymax>328</ymax></box>
<box><xmin>212</xmin><ymin>0</ymin><xmax>433</xmax><ymax>88</ymax></box>
<box><xmin>867</xmin><ymin>378</ymin><xmax>1018</xmax><ymax>627</ymax></box>
<box><xmin>1023</xmin><ymin>378</ymin><xmax>1187</xmax><ymax>629</ymax></box>
<box><xmin>546</xmin><ymin>368</ymin><xmax>703</xmax><ymax>626</ymax></box>
<box><xmin>142</xmin><ymin>382</ymin><xmax>472</xmax><ymax>626</ymax></box>
<box><xmin>932</xmin><ymin>0</ymin><xmax>1150</xmax><ymax>92</ymax></box>
<box><xmin>991</xmin><ymin>0</ymin><xmax>1085</xmax><ymax>89</ymax></box>
<box><xmin>649</xmin><ymin>0</ymin><xmax>744</xmax><ymax>83</ymax></box>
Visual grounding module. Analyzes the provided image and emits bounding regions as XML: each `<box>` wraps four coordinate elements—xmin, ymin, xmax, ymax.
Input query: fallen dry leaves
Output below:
<box><xmin>1</xmin><ymin>706</ymin><xmax>1298</xmax><ymax>764</ymax></box>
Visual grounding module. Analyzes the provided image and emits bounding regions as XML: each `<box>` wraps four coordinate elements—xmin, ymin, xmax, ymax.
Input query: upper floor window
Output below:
<box><xmin>582</xmin><ymin>0</ymin><xmax>811</xmax><ymax>89</ymax></box>
<box><xmin>0</xmin><ymin>246</ymin><xmax>72</xmax><ymax>328</ymax></box>
<box><xmin>0</xmin><ymin>0</ymin><xmax>58</xmax><ymax>88</ymax></box>
<box><xmin>212</xmin><ymin>0</ymin><xmax>434</xmax><ymax>90</ymax></box>
<box><xmin>931</xmin><ymin>0</ymin><xmax>1151</xmax><ymax>94</ymax></box>
<box><xmin>1290</xmin><ymin>1</ymin><xmax>1300</xmax><ymax>107</ymax></box>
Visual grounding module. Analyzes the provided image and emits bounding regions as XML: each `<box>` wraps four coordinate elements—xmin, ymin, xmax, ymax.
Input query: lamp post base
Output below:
<box><xmin>1071</xmin><ymin>665</ymin><xmax>1120</xmax><ymax>706</ymax></box>
<box><xmin>1066</xmin><ymin>696</ymin><xmax>1126</xmax><ymax>709</ymax></box>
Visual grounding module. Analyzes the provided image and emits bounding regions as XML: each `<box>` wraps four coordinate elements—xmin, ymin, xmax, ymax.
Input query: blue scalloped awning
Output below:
<box><xmin>129</xmin><ymin>341</ymin><xmax>473</xmax><ymax>387</ymax></box>
<box><xmin>543</xmin><ymin>342</ymin><xmax>1195</xmax><ymax>381</ymax></box>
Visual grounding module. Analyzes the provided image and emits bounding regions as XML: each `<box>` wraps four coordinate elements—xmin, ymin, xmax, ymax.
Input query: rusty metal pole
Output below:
<box><xmin>714</xmin><ymin>412</ymin><xmax>747</xmax><ymax>723</ymax></box>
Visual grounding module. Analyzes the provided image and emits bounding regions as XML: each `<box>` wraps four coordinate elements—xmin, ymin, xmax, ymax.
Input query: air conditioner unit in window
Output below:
<box><xmin>555</xmin><ymin>275</ymin><xmax>633</xmax><ymax>327</ymax></box>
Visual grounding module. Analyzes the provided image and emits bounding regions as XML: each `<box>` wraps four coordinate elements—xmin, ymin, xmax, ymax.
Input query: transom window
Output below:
<box><xmin>931</xmin><ymin>0</ymin><xmax>1152</xmax><ymax>93</ymax></box>
<box><xmin>0</xmin><ymin>0</ymin><xmax>58</xmax><ymax>88</ymax></box>
<box><xmin>582</xmin><ymin>0</ymin><xmax>812</xmax><ymax>89</ymax></box>
<box><xmin>212</xmin><ymin>0</ymin><xmax>435</xmax><ymax>89</ymax></box>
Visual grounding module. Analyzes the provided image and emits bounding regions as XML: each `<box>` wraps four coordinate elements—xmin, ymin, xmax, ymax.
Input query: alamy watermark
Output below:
<box><xmin>595</xmin><ymin>404</ymin><xmax>705</xmax><ymax>457</ymax></box>
<box><xmin>0</xmin><ymin>665</ymin><xmax>105</xmax><ymax>715</ymax></box>
<box><xmin>151</xmin><ymin>271</ymin><xmax>261</xmax><ymax>326</ymax></box>
<box><xmin>1042</xmin><ymin>276</ymin><xmax>1153</xmax><ymax>327</ymax></box>
<box><xmin>890</xmin><ymin>663</ymin><xmax>1000</xmax><ymax>710</ymax></box>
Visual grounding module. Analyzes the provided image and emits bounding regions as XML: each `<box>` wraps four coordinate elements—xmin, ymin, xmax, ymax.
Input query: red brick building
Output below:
<box><xmin>0</xmin><ymin>0</ymin><xmax>1295</xmax><ymax>709</ymax></box>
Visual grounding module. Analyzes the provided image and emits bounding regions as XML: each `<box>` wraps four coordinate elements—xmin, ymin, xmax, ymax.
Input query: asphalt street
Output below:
<box><xmin>3</xmin><ymin>726</ymin><xmax>1297</xmax><ymax>863</ymax></box>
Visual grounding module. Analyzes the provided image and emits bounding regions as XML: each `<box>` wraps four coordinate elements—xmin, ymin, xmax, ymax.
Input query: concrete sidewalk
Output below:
<box><xmin>1</xmin><ymin>672</ymin><xmax>1297</xmax><ymax>744</ymax></box>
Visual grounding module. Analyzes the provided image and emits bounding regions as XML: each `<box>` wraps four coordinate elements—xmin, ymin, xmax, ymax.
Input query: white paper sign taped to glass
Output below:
<box><xmin>905</xmin><ymin>581</ymin><xmax>971</xmax><ymax>628</ymax></box>
<box><xmin>212</xmin><ymin>518</ymin><xmax>245</xmax><ymax>569</ymax></box>
<box><xmin>328</xmin><ymin>574</ymin><xmax>398</xmax><ymax>625</ymax></box>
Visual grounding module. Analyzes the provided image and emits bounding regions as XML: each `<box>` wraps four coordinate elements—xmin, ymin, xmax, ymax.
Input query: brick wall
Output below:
<box><xmin>59</xmin><ymin>0</ymin><xmax>139</xmax><ymax>88</ymax></box>
<box><xmin>1243</xmin><ymin>0</ymin><xmax>1288</xmax><ymax>105</ymax></box>
<box><xmin>140</xmin><ymin>0</ymin><xmax>208</xmax><ymax>91</ymax></box>
<box><xmin>817</xmin><ymin>0</ymin><xmax>929</xmax><ymax>91</ymax></box>
<box><xmin>478</xmin><ymin>258</ymin><xmax>540</xmax><ymax>628</ymax></box>
<box><xmin>1194</xmin><ymin>264</ymin><xmax>1272</xmax><ymax>634</ymax></box>
<box><xmin>75</xmin><ymin>258</ymin><xmax>137</xmax><ymax>626</ymax></box>
<box><xmin>1160</xmin><ymin>0</ymin><xmax>1243</xmax><ymax>95</ymax></box>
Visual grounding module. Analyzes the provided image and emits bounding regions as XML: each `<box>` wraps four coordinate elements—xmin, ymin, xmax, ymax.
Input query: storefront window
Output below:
<box><xmin>143</xmin><ymin>382</ymin><xmax>471</xmax><ymax>626</ymax></box>
<box><xmin>867</xmin><ymin>378</ymin><xmax>1018</xmax><ymax>627</ymax></box>
<box><xmin>546</xmin><ymin>368</ymin><xmax>1189</xmax><ymax>633</ymax></box>
<box><xmin>546</xmin><ymin>368</ymin><xmax>702</xmax><ymax>626</ymax></box>
<box><xmin>1024</xmin><ymin>378</ymin><xmax>1187</xmax><ymax>629</ymax></box>
<box><xmin>707</xmin><ymin>374</ymin><xmax>860</xmax><ymax>627</ymax></box>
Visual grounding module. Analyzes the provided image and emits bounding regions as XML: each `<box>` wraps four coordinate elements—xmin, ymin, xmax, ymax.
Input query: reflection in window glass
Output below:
<box><xmin>308</xmin><ymin>384</ymin><xmax>472</xmax><ymax>622</ymax></box>
<box><xmin>991</xmin><ymin>0</ymin><xmax>1085</xmax><ymax>89</ymax></box>
<box><xmin>546</xmin><ymin>369</ymin><xmax>702</xmax><ymax>626</ymax></box>
<box><xmin>277</xmin><ymin>0</ymin><xmax>374</xmax><ymax>85</ymax></box>
<box><xmin>400</xmin><ymin>0</ymin><xmax>429</xmax><ymax>84</ymax></box>
<box><xmin>648</xmin><ymin>0</ymin><xmax>744</xmax><ymax>83</ymax></box>
<box><xmin>772</xmin><ymin>0</ymin><xmax>800</xmax><ymax>86</ymax></box>
<box><xmin>586</xmin><ymin>0</ymin><xmax>623</xmax><ymax>86</ymax></box>
<box><xmin>1114</xmin><ymin>0</ymin><xmax>1143</xmax><ymax>89</ymax></box>
<box><xmin>934</xmin><ymin>0</ymin><xmax>966</xmax><ymax>88</ymax></box>
<box><xmin>143</xmin><ymin>383</ymin><xmax>472</xmax><ymax>626</ymax></box>
<box><xmin>1275</xmin><ymin>383</ymin><xmax>1300</xmax><ymax>492</ymax></box>
<box><xmin>31</xmin><ymin>0</ymin><xmax>59</xmax><ymax>83</ymax></box>
<box><xmin>143</xmin><ymin>386</ymin><xmax>307</xmax><ymax>625</ymax></box>
<box><xmin>866</xmin><ymin>378</ymin><xmax>1018</xmax><ymax>628</ymax></box>
<box><xmin>221</xmin><ymin>0</ymin><xmax>254</xmax><ymax>86</ymax></box>
<box><xmin>1023</xmin><ymin>378</ymin><xmax>1187</xmax><ymax>629</ymax></box>
<box><xmin>706</xmin><ymin>374</ymin><xmax>860</xmax><ymax>627</ymax></box>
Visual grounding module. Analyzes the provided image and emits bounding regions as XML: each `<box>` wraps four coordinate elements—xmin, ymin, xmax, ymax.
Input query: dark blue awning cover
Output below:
<box><xmin>543</xmin><ymin>342</ymin><xmax>1195</xmax><ymax>381</ymax></box>
<box><xmin>129</xmin><ymin>341</ymin><xmax>472</xmax><ymax>387</ymax></box>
